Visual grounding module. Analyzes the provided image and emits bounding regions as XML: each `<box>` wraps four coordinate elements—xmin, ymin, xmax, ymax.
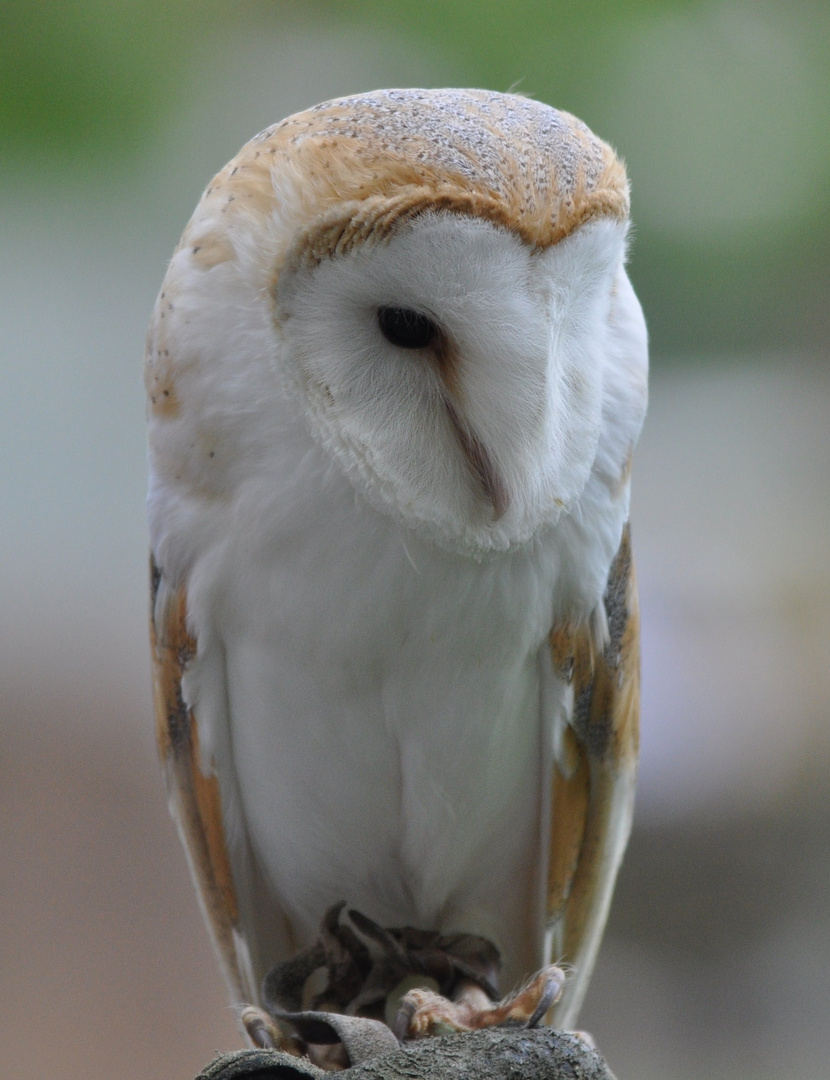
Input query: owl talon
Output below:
<box><xmin>392</xmin><ymin>996</ymin><xmax>416</xmax><ymax>1043</ymax></box>
<box><xmin>262</xmin><ymin>904</ymin><xmax>501</xmax><ymax>1023</ymax></box>
<box><xmin>525</xmin><ymin>967</ymin><xmax>565</xmax><ymax>1028</ymax></box>
<box><xmin>396</xmin><ymin>964</ymin><xmax>565</xmax><ymax>1040</ymax></box>
<box><xmin>240</xmin><ymin>1005</ymin><xmax>283</xmax><ymax>1050</ymax></box>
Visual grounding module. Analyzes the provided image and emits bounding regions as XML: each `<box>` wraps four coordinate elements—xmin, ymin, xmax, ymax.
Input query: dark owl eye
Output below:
<box><xmin>377</xmin><ymin>306</ymin><xmax>438</xmax><ymax>349</ymax></box>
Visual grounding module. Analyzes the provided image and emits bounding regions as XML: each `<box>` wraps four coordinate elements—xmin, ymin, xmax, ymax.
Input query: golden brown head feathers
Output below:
<box><xmin>182</xmin><ymin>89</ymin><xmax>628</xmax><ymax>263</ymax></box>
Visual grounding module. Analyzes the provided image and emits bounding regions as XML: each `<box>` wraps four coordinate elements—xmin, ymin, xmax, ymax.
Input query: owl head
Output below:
<box><xmin>146</xmin><ymin>89</ymin><xmax>647</xmax><ymax>557</ymax></box>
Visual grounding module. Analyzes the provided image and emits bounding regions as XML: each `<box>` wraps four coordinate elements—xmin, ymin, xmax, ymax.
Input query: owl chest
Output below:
<box><xmin>219</xmin><ymin>514</ymin><xmax>558</xmax><ymax>803</ymax></box>
<box><xmin>206</xmin><ymin>495</ymin><xmax>567</xmax><ymax>935</ymax></box>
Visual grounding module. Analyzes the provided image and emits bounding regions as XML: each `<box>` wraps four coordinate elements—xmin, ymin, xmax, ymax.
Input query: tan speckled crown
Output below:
<box><xmin>185</xmin><ymin>89</ymin><xmax>628</xmax><ymax>266</ymax></box>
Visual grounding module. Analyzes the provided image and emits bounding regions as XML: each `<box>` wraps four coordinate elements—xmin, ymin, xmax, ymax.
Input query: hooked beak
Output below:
<box><xmin>443</xmin><ymin>396</ymin><xmax>508</xmax><ymax>521</ymax></box>
<box><xmin>428</xmin><ymin>327</ymin><xmax>508</xmax><ymax>522</ymax></box>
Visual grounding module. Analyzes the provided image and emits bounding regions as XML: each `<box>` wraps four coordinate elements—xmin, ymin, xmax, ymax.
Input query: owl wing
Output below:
<box><xmin>545</xmin><ymin>523</ymin><xmax>640</xmax><ymax>1028</ymax></box>
<box><xmin>149</xmin><ymin>556</ymin><xmax>253</xmax><ymax>1004</ymax></box>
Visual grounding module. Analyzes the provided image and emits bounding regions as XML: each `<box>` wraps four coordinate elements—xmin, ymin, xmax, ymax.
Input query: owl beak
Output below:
<box><xmin>443</xmin><ymin>397</ymin><xmax>508</xmax><ymax>521</ymax></box>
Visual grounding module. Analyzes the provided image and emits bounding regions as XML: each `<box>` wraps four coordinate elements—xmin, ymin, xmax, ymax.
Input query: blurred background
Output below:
<box><xmin>1</xmin><ymin>2</ymin><xmax>828</xmax><ymax>1078</ymax></box>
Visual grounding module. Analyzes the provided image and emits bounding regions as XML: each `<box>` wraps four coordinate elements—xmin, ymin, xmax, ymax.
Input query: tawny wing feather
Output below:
<box><xmin>149</xmin><ymin>556</ymin><xmax>251</xmax><ymax>1003</ymax></box>
<box><xmin>546</xmin><ymin>524</ymin><xmax>640</xmax><ymax>1027</ymax></box>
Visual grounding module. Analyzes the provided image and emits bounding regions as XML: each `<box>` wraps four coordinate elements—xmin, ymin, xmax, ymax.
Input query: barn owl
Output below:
<box><xmin>146</xmin><ymin>88</ymin><xmax>647</xmax><ymax>1045</ymax></box>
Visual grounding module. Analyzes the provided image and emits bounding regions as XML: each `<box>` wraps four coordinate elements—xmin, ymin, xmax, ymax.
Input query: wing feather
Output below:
<box><xmin>149</xmin><ymin>555</ymin><xmax>250</xmax><ymax>1003</ymax></box>
<box><xmin>546</xmin><ymin>524</ymin><xmax>640</xmax><ymax>1027</ymax></box>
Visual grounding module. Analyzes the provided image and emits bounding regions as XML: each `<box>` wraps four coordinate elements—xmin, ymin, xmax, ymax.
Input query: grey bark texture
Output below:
<box><xmin>194</xmin><ymin>1029</ymin><xmax>616</xmax><ymax>1080</ymax></box>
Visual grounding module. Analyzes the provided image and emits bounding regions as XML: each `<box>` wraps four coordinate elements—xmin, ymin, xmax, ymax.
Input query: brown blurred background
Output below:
<box><xmin>1</xmin><ymin>3</ymin><xmax>828</xmax><ymax>1078</ymax></box>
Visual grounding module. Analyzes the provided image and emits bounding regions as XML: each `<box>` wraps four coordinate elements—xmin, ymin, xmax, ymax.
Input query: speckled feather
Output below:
<box><xmin>209</xmin><ymin>88</ymin><xmax>625</xmax><ymax>242</ymax></box>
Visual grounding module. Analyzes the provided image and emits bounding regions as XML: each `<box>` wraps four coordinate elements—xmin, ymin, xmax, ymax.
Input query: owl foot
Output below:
<box><xmin>261</xmin><ymin>902</ymin><xmax>501</xmax><ymax>1021</ymax></box>
<box><xmin>240</xmin><ymin>1005</ymin><xmax>298</xmax><ymax>1053</ymax></box>
<box><xmin>393</xmin><ymin>964</ymin><xmax>566</xmax><ymax>1040</ymax></box>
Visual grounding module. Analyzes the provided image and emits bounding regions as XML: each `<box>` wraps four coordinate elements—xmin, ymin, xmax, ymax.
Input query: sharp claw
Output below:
<box><xmin>240</xmin><ymin>1005</ymin><xmax>280</xmax><ymax>1049</ymax></box>
<box><xmin>348</xmin><ymin>908</ymin><xmax>410</xmax><ymax>963</ymax></box>
<box><xmin>392</xmin><ymin>997</ymin><xmax>416</xmax><ymax>1042</ymax></box>
<box><xmin>525</xmin><ymin>968</ymin><xmax>565</xmax><ymax>1028</ymax></box>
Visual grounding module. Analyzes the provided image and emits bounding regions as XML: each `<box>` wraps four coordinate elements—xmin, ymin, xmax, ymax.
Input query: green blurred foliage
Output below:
<box><xmin>293</xmin><ymin>0</ymin><xmax>657</xmax><ymax>113</ymax></box>
<box><xmin>3</xmin><ymin>0</ymin><xmax>828</xmax><ymax>358</ymax></box>
<box><xmin>0</xmin><ymin>0</ymin><xmax>209</xmax><ymax>165</ymax></box>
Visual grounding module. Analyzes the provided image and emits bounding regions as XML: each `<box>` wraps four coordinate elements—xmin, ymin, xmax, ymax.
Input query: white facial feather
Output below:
<box><xmin>146</xmin><ymin>88</ymin><xmax>648</xmax><ymax>1009</ymax></box>
<box><xmin>276</xmin><ymin>213</ymin><xmax>631</xmax><ymax>555</ymax></box>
